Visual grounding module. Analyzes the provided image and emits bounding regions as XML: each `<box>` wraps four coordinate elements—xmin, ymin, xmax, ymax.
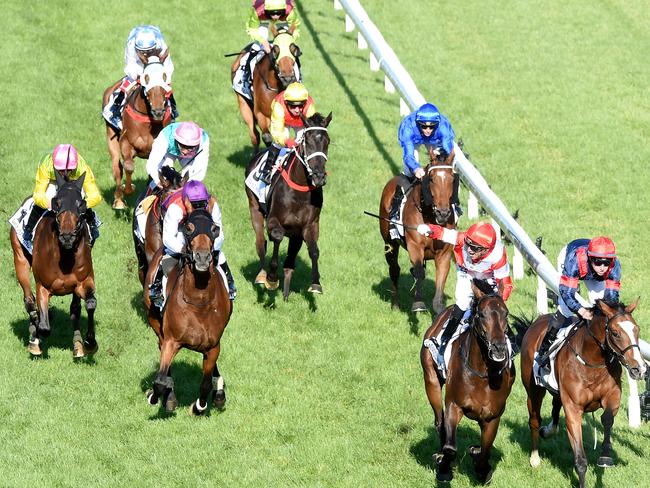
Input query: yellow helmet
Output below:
<box><xmin>284</xmin><ymin>82</ymin><xmax>309</xmax><ymax>104</ymax></box>
<box><xmin>264</xmin><ymin>0</ymin><xmax>287</xmax><ymax>11</ymax></box>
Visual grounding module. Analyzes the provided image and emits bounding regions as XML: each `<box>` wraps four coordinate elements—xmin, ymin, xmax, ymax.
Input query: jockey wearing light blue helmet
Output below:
<box><xmin>388</xmin><ymin>103</ymin><xmax>459</xmax><ymax>240</ymax></box>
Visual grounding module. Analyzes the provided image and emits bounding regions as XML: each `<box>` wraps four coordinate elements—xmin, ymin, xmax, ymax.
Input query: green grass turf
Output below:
<box><xmin>0</xmin><ymin>1</ymin><xmax>648</xmax><ymax>486</ymax></box>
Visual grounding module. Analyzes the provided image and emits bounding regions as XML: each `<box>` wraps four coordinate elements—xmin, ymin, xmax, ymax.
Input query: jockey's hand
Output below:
<box><xmin>262</xmin><ymin>40</ymin><xmax>271</xmax><ymax>54</ymax></box>
<box><xmin>417</xmin><ymin>224</ymin><xmax>444</xmax><ymax>239</ymax></box>
<box><xmin>286</xmin><ymin>138</ymin><xmax>297</xmax><ymax>148</ymax></box>
<box><xmin>414</xmin><ymin>167</ymin><xmax>425</xmax><ymax>179</ymax></box>
<box><xmin>578</xmin><ymin>307</ymin><xmax>593</xmax><ymax>321</ymax></box>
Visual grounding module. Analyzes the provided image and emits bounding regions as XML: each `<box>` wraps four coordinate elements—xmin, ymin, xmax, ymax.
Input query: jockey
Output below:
<box><xmin>390</xmin><ymin>103</ymin><xmax>459</xmax><ymax>241</ymax></box>
<box><xmin>255</xmin><ymin>82</ymin><xmax>315</xmax><ymax>184</ymax></box>
<box><xmin>149</xmin><ymin>180</ymin><xmax>236</xmax><ymax>307</ymax></box>
<box><xmin>143</xmin><ymin>121</ymin><xmax>210</xmax><ymax>197</ymax></box>
<box><xmin>103</xmin><ymin>25</ymin><xmax>177</xmax><ymax>130</ymax></box>
<box><xmin>417</xmin><ymin>221</ymin><xmax>513</xmax><ymax>359</ymax></box>
<box><xmin>22</xmin><ymin>144</ymin><xmax>102</xmax><ymax>247</ymax></box>
<box><xmin>537</xmin><ymin>236</ymin><xmax>621</xmax><ymax>371</ymax></box>
<box><xmin>239</xmin><ymin>0</ymin><xmax>301</xmax><ymax>88</ymax></box>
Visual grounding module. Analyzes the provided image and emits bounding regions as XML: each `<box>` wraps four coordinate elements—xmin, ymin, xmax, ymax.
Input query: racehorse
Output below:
<box><xmin>231</xmin><ymin>30</ymin><xmax>301</xmax><ymax>148</ymax></box>
<box><xmin>379</xmin><ymin>147</ymin><xmax>456</xmax><ymax>313</ymax></box>
<box><xmin>420</xmin><ymin>280</ymin><xmax>514</xmax><ymax>483</ymax></box>
<box><xmin>132</xmin><ymin>166</ymin><xmax>185</xmax><ymax>286</ymax></box>
<box><xmin>103</xmin><ymin>55</ymin><xmax>173</xmax><ymax>210</ymax></box>
<box><xmin>143</xmin><ymin>208</ymin><xmax>232</xmax><ymax>415</ymax></box>
<box><xmin>10</xmin><ymin>173</ymin><xmax>97</xmax><ymax>358</ymax></box>
<box><xmin>519</xmin><ymin>300</ymin><xmax>646</xmax><ymax>488</ymax></box>
<box><xmin>245</xmin><ymin>112</ymin><xmax>332</xmax><ymax>300</ymax></box>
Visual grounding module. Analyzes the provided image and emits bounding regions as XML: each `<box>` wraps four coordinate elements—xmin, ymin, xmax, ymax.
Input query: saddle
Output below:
<box><xmin>533</xmin><ymin>320</ymin><xmax>581</xmax><ymax>393</ymax></box>
<box><xmin>245</xmin><ymin>148</ymin><xmax>293</xmax><ymax>208</ymax></box>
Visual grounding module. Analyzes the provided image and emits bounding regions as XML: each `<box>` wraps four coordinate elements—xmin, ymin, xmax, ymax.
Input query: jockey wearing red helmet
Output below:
<box><xmin>536</xmin><ymin>236</ymin><xmax>621</xmax><ymax>371</ymax></box>
<box><xmin>417</xmin><ymin>221</ymin><xmax>513</xmax><ymax>359</ymax></box>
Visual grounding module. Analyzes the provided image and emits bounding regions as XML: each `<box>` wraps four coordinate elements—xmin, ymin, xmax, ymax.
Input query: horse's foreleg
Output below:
<box><xmin>283</xmin><ymin>236</ymin><xmax>303</xmax><ymax>300</ymax></box>
<box><xmin>237</xmin><ymin>95</ymin><xmax>260</xmax><ymax>149</ymax></box>
<box><xmin>191</xmin><ymin>345</ymin><xmax>221</xmax><ymax>416</ymax></box>
<box><xmin>212</xmin><ymin>363</ymin><xmax>226</xmax><ymax>410</ymax></box>
<box><xmin>108</xmin><ymin>127</ymin><xmax>126</xmax><ymax>209</ymax></box>
<box><xmin>471</xmin><ymin>418</ymin><xmax>501</xmax><ymax>484</ymax></box>
<box><xmin>432</xmin><ymin>250</ymin><xmax>451</xmax><ymax>315</ymax></box>
<box><xmin>598</xmin><ymin>393</ymin><xmax>620</xmax><ymax>468</ymax></box>
<box><xmin>410</xmin><ymin>259</ymin><xmax>427</xmax><ymax>313</ymax></box>
<box><xmin>149</xmin><ymin>339</ymin><xmax>181</xmax><ymax>412</ymax></box>
<box><xmin>265</xmin><ymin>218</ymin><xmax>284</xmax><ymax>290</ymax></box>
<box><xmin>121</xmin><ymin>144</ymin><xmax>136</xmax><ymax>196</ymax></box>
<box><xmin>83</xmin><ymin>287</ymin><xmax>98</xmax><ymax>355</ymax></box>
<box><xmin>12</xmin><ymin>235</ymin><xmax>37</xmax><ymax>324</ymax></box>
<box><xmin>563</xmin><ymin>402</ymin><xmax>587</xmax><ymax>488</ymax></box>
<box><xmin>305</xmin><ymin>232</ymin><xmax>322</xmax><ymax>294</ymax></box>
<box><xmin>437</xmin><ymin>403</ymin><xmax>463</xmax><ymax>482</ymax></box>
<box><xmin>526</xmin><ymin>386</ymin><xmax>546</xmax><ymax>467</ymax></box>
<box><xmin>35</xmin><ymin>283</ymin><xmax>51</xmax><ymax>337</ymax></box>
<box><xmin>540</xmin><ymin>394</ymin><xmax>561</xmax><ymax>438</ymax></box>
<box><xmin>248</xmin><ymin>197</ymin><xmax>268</xmax><ymax>285</ymax></box>
<box><xmin>70</xmin><ymin>295</ymin><xmax>84</xmax><ymax>358</ymax></box>
<box><xmin>384</xmin><ymin>241</ymin><xmax>401</xmax><ymax>309</ymax></box>
<box><xmin>420</xmin><ymin>347</ymin><xmax>445</xmax><ymax>449</ymax></box>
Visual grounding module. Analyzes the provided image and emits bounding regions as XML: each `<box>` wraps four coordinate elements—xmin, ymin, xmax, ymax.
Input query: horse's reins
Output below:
<box><xmin>278</xmin><ymin>127</ymin><xmax>329</xmax><ymax>192</ymax></box>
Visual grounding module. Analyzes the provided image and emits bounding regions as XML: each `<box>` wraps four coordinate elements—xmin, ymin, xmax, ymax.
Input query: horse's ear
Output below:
<box><xmin>159</xmin><ymin>49</ymin><xmax>169</xmax><ymax>63</ymax></box>
<box><xmin>271</xmin><ymin>44</ymin><xmax>280</xmax><ymax>60</ymax></box>
<box><xmin>289</xmin><ymin>43</ymin><xmax>301</xmax><ymax>58</ymax></box>
<box><xmin>625</xmin><ymin>297</ymin><xmax>640</xmax><ymax>314</ymax></box>
<box><xmin>181</xmin><ymin>173</ymin><xmax>189</xmax><ymax>186</ymax></box>
<box><xmin>211</xmin><ymin>224</ymin><xmax>220</xmax><ymax>240</ymax></box>
<box><xmin>596</xmin><ymin>299</ymin><xmax>616</xmax><ymax>317</ymax></box>
<box><xmin>299</xmin><ymin>112</ymin><xmax>309</xmax><ymax>126</ymax></box>
<box><xmin>75</xmin><ymin>172</ymin><xmax>86</xmax><ymax>189</ymax></box>
<box><xmin>471</xmin><ymin>280</ymin><xmax>485</xmax><ymax>299</ymax></box>
<box><xmin>324</xmin><ymin>111</ymin><xmax>333</xmax><ymax>127</ymax></box>
<box><xmin>55</xmin><ymin>170</ymin><xmax>66</xmax><ymax>188</ymax></box>
<box><xmin>183</xmin><ymin>222</ymin><xmax>195</xmax><ymax>238</ymax></box>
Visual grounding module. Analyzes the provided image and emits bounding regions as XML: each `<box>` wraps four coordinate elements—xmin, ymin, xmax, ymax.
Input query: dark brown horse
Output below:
<box><xmin>421</xmin><ymin>280</ymin><xmax>514</xmax><ymax>483</ymax></box>
<box><xmin>519</xmin><ymin>300</ymin><xmax>646</xmax><ymax>488</ymax></box>
<box><xmin>379</xmin><ymin>147</ymin><xmax>456</xmax><ymax>313</ymax></box>
<box><xmin>10</xmin><ymin>173</ymin><xmax>97</xmax><ymax>358</ymax></box>
<box><xmin>133</xmin><ymin>166</ymin><xmax>185</xmax><ymax>286</ymax></box>
<box><xmin>143</xmin><ymin>208</ymin><xmax>232</xmax><ymax>415</ymax></box>
<box><xmin>103</xmin><ymin>55</ymin><xmax>173</xmax><ymax>209</ymax></box>
<box><xmin>245</xmin><ymin>112</ymin><xmax>332</xmax><ymax>300</ymax></box>
<box><xmin>231</xmin><ymin>31</ymin><xmax>301</xmax><ymax>148</ymax></box>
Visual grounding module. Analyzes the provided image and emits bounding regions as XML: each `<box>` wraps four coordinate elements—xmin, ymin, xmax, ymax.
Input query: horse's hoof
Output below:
<box><xmin>213</xmin><ymin>389</ymin><xmax>226</xmax><ymax>410</ymax></box>
<box><xmin>83</xmin><ymin>339</ymin><xmax>98</xmax><ymax>355</ymax></box>
<box><xmin>73</xmin><ymin>340</ymin><xmax>85</xmax><ymax>359</ymax></box>
<box><xmin>477</xmin><ymin>468</ymin><xmax>493</xmax><ymax>485</ymax></box>
<box><xmin>468</xmin><ymin>445</ymin><xmax>481</xmax><ymax>459</ymax></box>
<box><xmin>112</xmin><ymin>199</ymin><xmax>126</xmax><ymax>210</ymax></box>
<box><xmin>539</xmin><ymin>424</ymin><xmax>558</xmax><ymax>439</ymax></box>
<box><xmin>254</xmin><ymin>270</ymin><xmax>267</xmax><ymax>285</ymax></box>
<box><xmin>28</xmin><ymin>339</ymin><xmax>42</xmax><ymax>357</ymax></box>
<box><xmin>597</xmin><ymin>456</ymin><xmax>614</xmax><ymax>468</ymax></box>
<box><xmin>308</xmin><ymin>284</ymin><xmax>323</xmax><ymax>294</ymax></box>
<box><xmin>435</xmin><ymin>469</ymin><xmax>453</xmax><ymax>482</ymax></box>
<box><xmin>146</xmin><ymin>390</ymin><xmax>159</xmax><ymax>406</ymax></box>
<box><xmin>264</xmin><ymin>279</ymin><xmax>279</xmax><ymax>291</ymax></box>
<box><xmin>411</xmin><ymin>301</ymin><xmax>427</xmax><ymax>313</ymax></box>
<box><xmin>189</xmin><ymin>399</ymin><xmax>207</xmax><ymax>416</ymax></box>
<box><xmin>529</xmin><ymin>451</ymin><xmax>541</xmax><ymax>468</ymax></box>
<box><xmin>164</xmin><ymin>393</ymin><xmax>178</xmax><ymax>413</ymax></box>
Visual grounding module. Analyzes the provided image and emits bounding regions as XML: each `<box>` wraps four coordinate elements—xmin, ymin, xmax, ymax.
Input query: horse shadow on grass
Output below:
<box><xmin>9</xmin><ymin>305</ymin><xmax>97</xmax><ymax>364</ymax></box>
<box><xmin>240</xmin><ymin>255</ymin><xmax>318</xmax><ymax>312</ymax></box>
<box><xmin>227</xmin><ymin>146</ymin><xmax>261</xmax><ymax>170</ymax></box>
<box><xmin>411</xmin><ymin>423</ymin><xmax>505</xmax><ymax>484</ymax></box>
<box><xmin>100</xmin><ymin>175</ymin><xmax>150</xmax><ymax>221</ymax></box>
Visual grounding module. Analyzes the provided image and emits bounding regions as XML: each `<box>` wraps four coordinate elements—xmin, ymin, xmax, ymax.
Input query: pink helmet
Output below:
<box><xmin>52</xmin><ymin>144</ymin><xmax>78</xmax><ymax>171</ymax></box>
<box><xmin>174</xmin><ymin>122</ymin><xmax>202</xmax><ymax>147</ymax></box>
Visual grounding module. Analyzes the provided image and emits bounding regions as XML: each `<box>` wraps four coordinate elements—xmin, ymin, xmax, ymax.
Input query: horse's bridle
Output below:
<box><xmin>582</xmin><ymin>311</ymin><xmax>642</xmax><ymax>373</ymax></box>
<box><xmin>418</xmin><ymin>163</ymin><xmax>454</xmax><ymax>220</ymax></box>
<box><xmin>53</xmin><ymin>197</ymin><xmax>86</xmax><ymax>243</ymax></box>
<box><xmin>292</xmin><ymin>126</ymin><xmax>329</xmax><ymax>181</ymax></box>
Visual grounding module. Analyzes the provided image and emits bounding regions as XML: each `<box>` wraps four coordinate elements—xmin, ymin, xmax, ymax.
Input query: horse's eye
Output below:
<box><xmin>612</xmin><ymin>331</ymin><xmax>620</xmax><ymax>338</ymax></box>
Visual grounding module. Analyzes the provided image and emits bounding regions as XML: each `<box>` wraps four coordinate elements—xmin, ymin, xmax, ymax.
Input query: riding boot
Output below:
<box><xmin>215</xmin><ymin>251</ymin><xmax>237</xmax><ymax>301</ymax></box>
<box><xmin>437</xmin><ymin>305</ymin><xmax>465</xmax><ymax>361</ymax></box>
<box><xmin>169</xmin><ymin>93</ymin><xmax>179</xmax><ymax>120</ymax></box>
<box><xmin>452</xmin><ymin>173</ymin><xmax>463</xmax><ymax>217</ymax></box>
<box><xmin>388</xmin><ymin>186</ymin><xmax>404</xmax><ymax>241</ymax></box>
<box><xmin>85</xmin><ymin>208</ymin><xmax>100</xmax><ymax>247</ymax></box>
<box><xmin>22</xmin><ymin>205</ymin><xmax>46</xmax><ymax>244</ymax></box>
<box><xmin>537</xmin><ymin>311</ymin><xmax>565</xmax><ymax>369</ymax></box>
<box><xmin>257</xmin><ymin>144</ymin><xmax>281</xmax><ymax>184</ymax></box>
<box><xmin>149</xmin><ymin>262</ymin><xmax>165</xmax><ymax>310</ymax></box>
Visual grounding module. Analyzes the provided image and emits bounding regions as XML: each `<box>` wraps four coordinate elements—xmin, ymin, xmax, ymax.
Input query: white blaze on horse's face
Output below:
<box><xmin>140</xmin><ymin>56</ymin><xmax>172</xmax><ymax>94</ymax></box>
<box><xmin>618</xmin><ymin>320</ymin><xmax>646</xmax><ymax>375</ymax></box>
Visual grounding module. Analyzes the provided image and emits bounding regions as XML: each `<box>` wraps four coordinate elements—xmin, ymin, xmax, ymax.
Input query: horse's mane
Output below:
<box><xmin>472</xmin><ymin>278</ymin><xmax>499</xmax><ymax>297</ymax></box>
<box><xmin>307</xmin><ymin>112</ymin><xmax>328</xmax><ymax>126</ymax></box>
<box><xmin>593</xmin><ymin>299</ymin><xmax>625</xmax><ymax>317</ymax></box>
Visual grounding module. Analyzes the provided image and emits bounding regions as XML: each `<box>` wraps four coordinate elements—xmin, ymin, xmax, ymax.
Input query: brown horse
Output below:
<box><xmin>245</xmin><ymin>112</ymin><xmax>332</xmax><ymax>300</ymax></box>
<box><xmin>132</xmin><ymin>166</ymin><xmax>185</xmax><ymax>286</ymax></box>
<box><xmin>10</xmin><ymin>173</ymin><xmax>97</xmax><ymax>358</ymax></box>
<box><xmin>143</xmin><ymin>208</ymin><xmax>232</xmax><ymax>415</ymax></box>
<box><xmin>519</xmin><ymin>300</ymin><xmax>646</xmax><ymax>488</ymax></box>
<box><xmin>421</xmin><ymin>280</ymin><xmax>514</xmax><ymax>483</ymax></box>
<box><xmin>231</xmin><ymin>31</ymin><xmax>301</xmax><ymax>148</ymax></box>
<box><xmin>103</xmin><ymin>56</ymin><xmax>173</xmax><ymax>209</ymax></box>
<box><xmin>379</xmin><ymin>147</ymin><xmax>456</xmax><ymax>313</ymax></box>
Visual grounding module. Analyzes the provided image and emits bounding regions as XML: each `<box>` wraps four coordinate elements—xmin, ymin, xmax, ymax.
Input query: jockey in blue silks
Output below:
<box><xmin>389</xmin><ymin>102</ymin><xmax>459</xmax><ymax>240</ymax></box>
<box><xmin>537</xmin><ymin>236</ymin><xmax>622</xmax><ymax>371</ymax></box>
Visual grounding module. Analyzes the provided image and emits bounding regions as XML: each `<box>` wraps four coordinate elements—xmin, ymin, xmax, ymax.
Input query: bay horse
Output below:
<box><xmin>143</xmin><ymin>208</ymin><xmax>232</xmax><ymax>415</ymax></box>
<box><xmin>245</xmin><ymin>112</ymin><xmax>332</xmax><ymax>300</ymax></box>
<box><xmin>379</xmin><ymin>147</ymin><xmax>456</xmax><ymax>313</ymax></box>
<box><xmin>132</xmin><ymin>166</ymin><xmax>185</xmax><ymax>286</ymax></box>
<box><xmin>231</xmin><ymin>30</ymin><xmax>301</xmax><ymax>148</ymax></box>
<box><xmin>9</xmin><ymin>173</ymin><xmax>97</xmax><ymax>358</ymax></box>
<box><xmin>519</xmin><ymin>300</ymin><xmax>646</xmax><ymax>488</ymax></box>
<box><xmin>421</xmin><ymin>279</ymin><xmax>514</xmax><ymax>483</ymax></box>
<box><xmin>103</xmin><ymin>55</ymin><xmax>173</xmax><ymax>210</ymax></box>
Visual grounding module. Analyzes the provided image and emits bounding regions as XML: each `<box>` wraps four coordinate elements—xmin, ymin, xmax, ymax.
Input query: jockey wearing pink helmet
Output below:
<box><xmin>174</xmin><ymin>122</ymin><xmax>202</xmax><ymax>157</ymax></box>
<box><xmin>52</xmin><ymin>144</ymin><xmax>79</xmax><ymax>171</ymax></box>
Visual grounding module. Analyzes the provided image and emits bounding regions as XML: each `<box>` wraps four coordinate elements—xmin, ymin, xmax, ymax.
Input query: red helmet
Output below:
<box><xmin>465</xmin><ymin>221</ymin><xmax>497</xmax><ymax>252</ymax></box>
<box><xmin>587</xmin><ymin>236</ymin><xmax>616</xmax><ymax>259</ymax></box>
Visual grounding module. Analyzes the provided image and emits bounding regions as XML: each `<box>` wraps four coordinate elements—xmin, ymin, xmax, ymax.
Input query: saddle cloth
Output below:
<box><xmin>244</xmin><ymin>148</ymin><xmax>291</xmax><ymax>203</ymax></box>
<box><xmin>532</xmin><ymin>322</ymin><xmax>579</xmax><ymax>394</ymax></box>
<box><xmin>133</xmin><ymin>195</ymin><xmax>158</xmax><ymax>243</ymax></box>
<box><xmin>9</xmin><ymin>198</ymin><xmax>45</xmax><ymax>254</ymax></box>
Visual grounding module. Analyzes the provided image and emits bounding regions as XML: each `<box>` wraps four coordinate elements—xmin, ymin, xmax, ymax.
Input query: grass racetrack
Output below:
<box><xmin>0</xmin><ymin>1</ymin><xmax>648</xmax><ymax>486</ymax></box>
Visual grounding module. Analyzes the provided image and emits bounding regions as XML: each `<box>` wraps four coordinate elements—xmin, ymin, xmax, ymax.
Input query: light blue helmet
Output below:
<box><xmin>415</xmin><ymin>103</ymin><xmax>441</xmax><ymax>125</ymax></box>
<box><xmin>134</xmin><ymin>27</ymin><xmax>158</xmax><ymax>51</ymax></box>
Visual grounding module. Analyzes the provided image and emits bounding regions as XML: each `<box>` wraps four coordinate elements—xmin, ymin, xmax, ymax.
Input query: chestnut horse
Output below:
<box><xmin>103</xmin><ymin>56</ymin><xmax>173</xmax><ymax>209</ymax></box>
<box><xmin>132</xmin><ymin>166</ymin><xmax>185</xmax><ymax>286</ymax></box>
<box><xmin>10</xmin><ymin>173</ymin><xmax>97</xmax><ymax>358</ymax></box>
<box><xmin>143</xmin><ymin>208</ymin><xmax>232</xmax><ymax>415</ymax></box>
<box><xmin>231</xmin><ymin>31</ymin><xmax>301</xmax><ymax>148</ymax></box>
<box><xmin>379</xmin><ymin>147</ymin><xmax>456</xmax><ymax>313</ymax></box>
<box><xmin>245</xmin><ymin>112</ymin><xmax>332</xmax><ymax>300</ymax></box>
<box><xmin>519</xmin><ymin>300</ymin><xmax>646</xmax><ymax>488</ymax></box>
<box><xmin>421</xmin><ymin>280</ymin><xmax>514</xmax><ymax>483</ymax></box>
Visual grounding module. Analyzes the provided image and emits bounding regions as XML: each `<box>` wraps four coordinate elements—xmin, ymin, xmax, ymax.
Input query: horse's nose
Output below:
<box><xmin>490</xmin><ymin>342</ymin><xmax>509</xmax><ymax>362</ymax></box>
<box><xmin>435</xmin><ymin>208</ymin><xmax>452</xmax><ymax>225</ymax></box>
<box><xmin>312</xmin><ymin>173</ymin><xmax>327</xmax><ymax>187</ymax></box>
<box><xmin>152</xmin><ymin>109</ymin><xmax>165</xmax><ymax>120</ymax></box>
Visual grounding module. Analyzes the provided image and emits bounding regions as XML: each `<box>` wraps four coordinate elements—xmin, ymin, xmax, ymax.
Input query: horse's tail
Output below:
<box><xmin>510</xmin><ymin>314</ymin><xmax>533</xmax><ymax>351</ymax></box>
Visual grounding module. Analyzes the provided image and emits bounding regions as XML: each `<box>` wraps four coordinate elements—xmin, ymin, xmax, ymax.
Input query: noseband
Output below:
<box><xmin>583</xmin><ymin>311</ymin><xmax>642</xmax><ymax>372</ymax></box>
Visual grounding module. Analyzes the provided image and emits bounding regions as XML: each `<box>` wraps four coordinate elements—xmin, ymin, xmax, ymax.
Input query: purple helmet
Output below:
<box><xmin>182</xmin><ymin>180</ymin><xmax>210</xmax><ymax>202</ymax></box>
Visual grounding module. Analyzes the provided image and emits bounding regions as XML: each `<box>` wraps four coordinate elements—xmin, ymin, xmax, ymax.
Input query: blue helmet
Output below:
<box><xmin>134</xmin><ymin>27</ymin><xmax>158</xmax><ymax>51</ymax></box>
<box><xmin>415</xmin><ymin>103</ymin><xmax>441</xmax><ymax>125</ymax></box>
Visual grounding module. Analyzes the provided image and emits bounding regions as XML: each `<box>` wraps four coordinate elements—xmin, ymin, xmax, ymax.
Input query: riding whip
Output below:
<box><xmin>363</xmin><ymin>211</ymin><xmax>419</xmax><ymax>231</ymax></box>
